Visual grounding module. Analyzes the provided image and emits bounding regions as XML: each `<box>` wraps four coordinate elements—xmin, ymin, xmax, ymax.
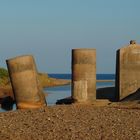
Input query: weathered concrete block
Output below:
<box><xmin>116</xmin><ymin>41</ymin><xmax>140</xmax><ymax>100</ymax></box>
<box><xmin>6</xmin><ymin>55</ymin><xmax>46</xmax><ymax>109</ymax></box>
<box><xmin>72</xmin><ymin>49</ymin><xmax>96</xmax><ymax>103</ymax></box>
<box><xmin>73</xmin><ymin>80</ymin><xmax>88</xmax><ymax>102</ymax></box>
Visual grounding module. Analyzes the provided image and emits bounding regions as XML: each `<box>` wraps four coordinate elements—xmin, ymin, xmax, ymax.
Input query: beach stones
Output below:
<box><xmin>72</xmin><ymin>49</ymin><xmax>96</xmax><ymax>103</ymax></box>
<box><xmin>116</xmin><ymin>41</ymin><xmax>140</xmax><ymax>100</ymax></box>
<box><xmin>6</xmin><ymin>55</ymin><xmax>46</xmax><ymax>109</ymax></box>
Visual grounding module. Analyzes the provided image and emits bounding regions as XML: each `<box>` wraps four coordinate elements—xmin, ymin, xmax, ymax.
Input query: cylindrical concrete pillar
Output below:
<box><xmin>72</xmin><ymin>49</ymin><xmax>96</xmax><ymax>103</ymax></box>
<box><xmin>6</xmin><ymin>55</ymin><xmax>46</xmax><ymax>109</ymax></box>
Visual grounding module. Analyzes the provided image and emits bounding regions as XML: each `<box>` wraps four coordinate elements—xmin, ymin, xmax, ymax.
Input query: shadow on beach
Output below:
<box><xmin>96</xmin><ymin>86</ymin><xmax>116</xmax><ymax>101</ymax></box>
<box><xmin>56</xmin><ymin>87</ymin><xmax>140</xmax><ymax>105</ymax></box>
<box><xmin>120</xmin><ymin>89</ymin><xmax>140</xmax><ymax>102</ymax></box>
<box><xmin>56</xmin><ymin>86</ymin><xmax>116</xmax><ymax>104</ymax></box>
<box><xmin>0</xmin><ymin>96</ymin><xmax>14</xmax><ymax>111</ymax></box>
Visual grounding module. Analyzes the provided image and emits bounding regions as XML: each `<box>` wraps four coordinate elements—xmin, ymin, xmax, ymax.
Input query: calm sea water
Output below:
<box><xmin>48</xmin><ymin>74</ymin><xmax>115</xmax><ymax>80</ymax></box>
<box><xmin>0</xmin><ymin>74</ymin><xmax>115</xmax><ymax>112</ymax></box>
<box><xmin>46</xmin><ymin>74</ymin><xmax>115</xmax><ymax>106</ymax></box>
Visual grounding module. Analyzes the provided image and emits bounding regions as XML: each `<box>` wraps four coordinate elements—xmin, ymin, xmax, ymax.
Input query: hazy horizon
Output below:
<box><xmin>0</xmin><ymin>0</ymin><xmax>140</xmax><ymax>74</ymax></box>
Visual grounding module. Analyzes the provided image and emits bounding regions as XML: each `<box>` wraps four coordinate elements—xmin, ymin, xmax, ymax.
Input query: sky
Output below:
<box><xmin>0</xmin><ymin>0</ymin><xmax>140</xmax><ymax>74</ymax></box>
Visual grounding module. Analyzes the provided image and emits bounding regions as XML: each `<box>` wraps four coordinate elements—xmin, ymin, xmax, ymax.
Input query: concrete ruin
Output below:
<box><xmin>72</xmin><ymin>49</ymin><xmax>96</xmax><ymax>103</ymax></box>
<box><xmin>6</xmin><ymin>55</ymin><xmax>46</xmax><ymax>109</ymax></box>
<box><xmin>116</xmin><ymin>40</ymin><xmax>140</xmax><ymax>100</ymax></box>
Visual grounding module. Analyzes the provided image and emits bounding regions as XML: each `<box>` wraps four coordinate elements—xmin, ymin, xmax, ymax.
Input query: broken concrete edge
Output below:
<box><xmin>17</xmin><ymin>102</ymin><xmax>46</xmax><ymax>109</ymax></box>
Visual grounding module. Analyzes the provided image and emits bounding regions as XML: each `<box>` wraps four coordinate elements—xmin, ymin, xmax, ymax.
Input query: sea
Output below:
<box><xmin>0</xmin><ymin>74</ymin><xmax>115</xmax><ymax>112</ymax></box>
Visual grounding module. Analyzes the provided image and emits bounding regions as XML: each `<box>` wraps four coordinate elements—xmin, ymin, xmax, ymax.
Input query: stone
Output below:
<box><xmin>116</xmin><ymin>41</ymin><xmax>140</xmax><ymax>100</ymax></box>
<box><xmin>73</xmin><ymin>80</ymin><xmax>88</xmax><ymax>102</ymax></box>
<box><xmin>6</xmin><ymin>55</ymin><xmax>47</xmax><ymax>109</ymax></box>
<box><xmin>72</xmin><ymin>49</ymin><xmax>96</xmax><ymax>103</ymax></box>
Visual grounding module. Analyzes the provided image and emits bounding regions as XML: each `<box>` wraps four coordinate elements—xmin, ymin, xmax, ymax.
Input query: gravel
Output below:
<box><xmin>0</xmin><ymin>104</ymin><xmax>140</xmax><ymax>140</ymax></box>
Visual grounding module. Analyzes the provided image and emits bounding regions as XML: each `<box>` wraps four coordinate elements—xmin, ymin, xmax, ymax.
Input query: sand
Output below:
<box><xmin>0</xmin><ymin>104</ymin><xmax>140</xmax><ymax>140</ymax></box>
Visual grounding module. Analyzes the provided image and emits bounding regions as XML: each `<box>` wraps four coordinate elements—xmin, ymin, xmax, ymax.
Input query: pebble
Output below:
<box><xmin>0</xmin><ymin>105</ymin><xmax>140</xmax><ymax>140</ymax></box>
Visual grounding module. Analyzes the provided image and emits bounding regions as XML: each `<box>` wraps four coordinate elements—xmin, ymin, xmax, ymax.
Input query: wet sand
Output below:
<box><xmin>0</xmin><ymin>104</ymin><xmax>140</xmax><ymax>140</ymax></box>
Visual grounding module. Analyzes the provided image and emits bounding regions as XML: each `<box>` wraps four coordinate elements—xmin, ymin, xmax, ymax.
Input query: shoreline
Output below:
<box><xmin>96</xmin><ymin>79</ymin><xmax>114</xmax><ymax>82</ymax></box>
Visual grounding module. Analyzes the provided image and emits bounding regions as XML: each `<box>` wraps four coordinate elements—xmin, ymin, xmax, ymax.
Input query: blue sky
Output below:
<box><xmin>0</xmin><ymin>0</ymin><xmax>140</xmax><ymax>73</ymax></box>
